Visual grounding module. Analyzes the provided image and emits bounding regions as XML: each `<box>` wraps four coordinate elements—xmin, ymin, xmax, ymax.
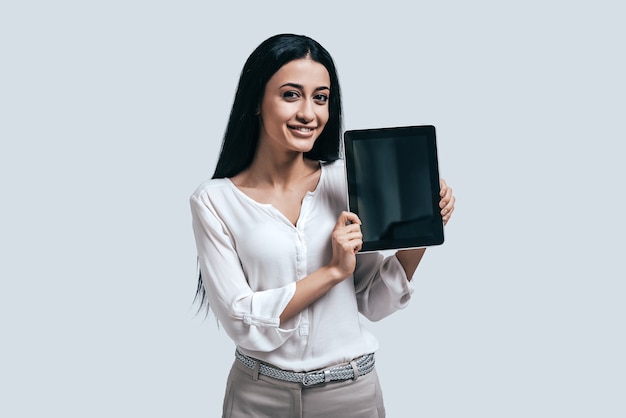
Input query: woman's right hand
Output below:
<box><xmin>329</xmin><ymin>211</ymin><xmax>363</xmax><ymax>279</ymax></box>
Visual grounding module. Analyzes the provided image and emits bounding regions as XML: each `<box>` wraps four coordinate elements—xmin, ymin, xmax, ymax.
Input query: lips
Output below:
<box><xmin>288</xmin><ymin>125</ymin><xmax>316</xmax><ymax>133</ymax></box>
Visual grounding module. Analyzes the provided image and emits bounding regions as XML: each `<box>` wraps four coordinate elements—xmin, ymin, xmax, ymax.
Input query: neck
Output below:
<box><xmin>244</xmin><ymin>147</ymin><xmax>316</xmax><ymax>188</ymax></box>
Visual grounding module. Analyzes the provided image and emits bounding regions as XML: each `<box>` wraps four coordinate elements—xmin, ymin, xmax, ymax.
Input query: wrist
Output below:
<box><xmin>325</xmin><ymin>265</ymin><xmax>349</xmax><ymax>284</ymax></box>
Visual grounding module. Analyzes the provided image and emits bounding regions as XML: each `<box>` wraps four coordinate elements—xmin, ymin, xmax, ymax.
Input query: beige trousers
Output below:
<box><xmin>222</xmin><ymin>359</ymin><xmax>386</xmax><ymax>418</ymax></box>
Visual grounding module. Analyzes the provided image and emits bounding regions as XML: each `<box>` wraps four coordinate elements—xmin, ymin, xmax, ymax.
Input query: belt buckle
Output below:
<box><xmin>302</xmin><ymin>369</ymin><xmax>330</xmax><ymax>386</ymax></box>
<box><xmin>301</xmin><ymin>371</ymin><xmax>317</xmax><ymax>386</ymax></box>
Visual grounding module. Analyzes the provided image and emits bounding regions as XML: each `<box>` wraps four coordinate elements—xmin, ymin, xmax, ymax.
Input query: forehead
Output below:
<box><xmin>267</xmin><ymin>59</ymin><xmax>330</xmax><ymax>87</ymax></box>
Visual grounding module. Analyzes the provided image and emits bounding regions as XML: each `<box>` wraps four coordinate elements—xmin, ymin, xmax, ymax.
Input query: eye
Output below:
<box><xmin>282</xmin><ymin>91</ymin><xmax>300</xmax><ymax>101</ymax></box>
<box><xmin>314</xmin><ymin>93</ymin><xmax>329</xmax><ymax>104</ymax></box>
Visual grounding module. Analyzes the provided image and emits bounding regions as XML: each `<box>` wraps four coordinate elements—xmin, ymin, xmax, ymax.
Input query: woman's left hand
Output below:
<box><xmin>439</xmin><ymin>178</ymin><xmax>455</xmax><ymax>225</ymax></box>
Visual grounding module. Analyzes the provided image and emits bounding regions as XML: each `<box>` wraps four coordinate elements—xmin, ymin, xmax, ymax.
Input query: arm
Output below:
<box><xmin>353</xmin><ymin>252</ymin><xmax>413</xmax><ymax>321</ymax></box>
<box><xmin>395</xmin><ymin>178</ymin><xmax>456</xmax><ymax>280</ymax></box>
<box><xmin>192</xmin><ymin>193</ymin><xmax>362</xmax><ymax>349</ymax></box>
<box><xmin>279</xmin><ymin>211</ymin><xmax>363</xmax><ymax>324</ymax></box>
<box><xmin>354</xmin><ymin>179</ymin><xmax>456</xmax><ymax>320</ymax></box>
<box><xmin>191</xmin><ymin>194</ymin><xmax>298</xmax><ymax>352</ymax></box>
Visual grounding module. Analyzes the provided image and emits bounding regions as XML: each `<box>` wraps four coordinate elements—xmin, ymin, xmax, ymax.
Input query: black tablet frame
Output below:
<box><xmin>343</xmin><ymin>125</ymin><xmax>444</xmax><ymax>252</ymax></box>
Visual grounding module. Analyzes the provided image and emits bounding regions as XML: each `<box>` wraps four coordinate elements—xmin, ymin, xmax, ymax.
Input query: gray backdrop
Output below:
<box><xmin>2</xmin><ymin>1</ymin><xmax>624</xmax><ymax>417</ymax></box>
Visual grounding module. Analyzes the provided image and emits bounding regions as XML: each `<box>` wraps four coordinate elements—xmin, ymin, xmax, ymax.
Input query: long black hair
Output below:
<box><xmin>195</xmin><ymin>34</ymin><xmax>344</xmax><ymax>313</ymax></box>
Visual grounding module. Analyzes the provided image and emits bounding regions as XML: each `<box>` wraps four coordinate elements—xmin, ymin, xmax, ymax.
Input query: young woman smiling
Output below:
<box><xmin>190</xmin><ymin>34</ymin><xmax>455</xmax><ymax>417</ymax></box>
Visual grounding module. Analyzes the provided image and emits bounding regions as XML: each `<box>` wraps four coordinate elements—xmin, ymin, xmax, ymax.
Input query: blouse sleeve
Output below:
<box><xmin>353</xmin><ymin>252</ymin><xmax>415</xmax><ymax>321</ymax></box>
<box><xmin>190</xmin><ymin>194</ymin><xmax>299</xmax><ymax>352</ymax></box>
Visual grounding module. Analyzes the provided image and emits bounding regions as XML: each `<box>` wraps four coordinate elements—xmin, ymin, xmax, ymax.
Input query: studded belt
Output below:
<box><xmin>235</xmin><ymin>349</ymin><xmax>375</xmax><ymax>386</ymax></box>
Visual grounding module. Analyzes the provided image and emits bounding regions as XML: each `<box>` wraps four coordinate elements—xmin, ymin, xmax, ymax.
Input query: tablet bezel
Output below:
<box><xmin>343</xmin><ymin>125</ymin><xmax>444</xmax><ymax>252</ymax></box>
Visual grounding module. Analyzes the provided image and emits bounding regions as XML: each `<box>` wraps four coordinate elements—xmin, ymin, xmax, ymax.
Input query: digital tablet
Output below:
<box><xmin>343</xmin><ymin>125</ymin><xmax>444</xmax><ymax>252</ymax></box>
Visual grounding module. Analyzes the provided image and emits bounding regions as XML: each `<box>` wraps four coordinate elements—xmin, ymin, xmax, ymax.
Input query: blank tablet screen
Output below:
<box><xmin>344</xmin><ymin>125</ymin><xmax>444</xmax><ymax>251</ymax></box>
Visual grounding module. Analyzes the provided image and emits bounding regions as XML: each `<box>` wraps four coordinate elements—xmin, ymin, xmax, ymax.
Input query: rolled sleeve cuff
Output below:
<box><xmin>382</xmin><ymin>255</ymin><xmax>414</xmax><ymax>307</ymax></box>
<box><xmin>228</xmin><ymin>282</ymin><xmax>300</xmax><ymax>352</ymax></box>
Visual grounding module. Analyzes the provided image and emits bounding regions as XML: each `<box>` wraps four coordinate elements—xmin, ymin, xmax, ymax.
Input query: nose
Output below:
<box><xmin>296</xmin><ymin>99</ymin><xmax>315</xmax><ymax>124</ymax></box>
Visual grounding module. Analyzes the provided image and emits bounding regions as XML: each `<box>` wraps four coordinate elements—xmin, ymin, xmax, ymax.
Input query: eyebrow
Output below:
<box><xmin>280</xmin><ymin>82</ymin><xmax>330</xmax><ymax>92</ymax></box>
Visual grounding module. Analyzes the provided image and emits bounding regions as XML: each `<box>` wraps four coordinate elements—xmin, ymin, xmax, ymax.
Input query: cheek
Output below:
<box><xmin>319</xmin><ymin>108</ymin><xmax>330</xmax><ymax>127</ymax></box>
<box><xmin>261</xmin><ymin>102</ymin><xmax>290</xmax><ymax>126</ymax></box>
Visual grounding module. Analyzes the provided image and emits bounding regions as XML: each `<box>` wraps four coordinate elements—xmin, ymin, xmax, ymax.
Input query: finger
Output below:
<box><xmin>439</xmin><ymin>187</ymin><xmax>453</xmax><ymax>208</ymax></box>
<box><xmin>341</xmin><ymin>234</ymin><xmax>363</xmax><ymax>252</ymax></box>
<box><xmin>442</xmin><ymin>208</ymin><xmax>454</xmax><ymax>222</ymax></box>
<box><xmin>334</xmin><ymin>229</ymin><xmax>363</xmax><ymax>245</ymax></box>
<box><xmin>340</xmin><ymin>223</ymin><xmax>363</xmax><ymax>235</ymax></box>
<box><xmin>448</xmin><ymin>195</ymin><xmax>456</xmax><ymax>210</ymax></box>
<box><xmin>336</xmin><ymin>211</ymin><xmax>361</xmax><ymax>228</ymax></box>
<box><xmin>441</xmin><ymin>196</ymin><xmax>455</xmax><ymax>216</ymax></box>
<box><xmin>441</xmin><ymin>198</ymin><xmax>455</xmax><ymax>225</ymax></box>
<box><xmin>343</xmin><ymin>230</ymin><xmax>363</xmax><ymax>242</ymax></box>
<box><xmin>441</xmin><ymin>194</ymin><xmax>455</xmax><ymax>210</ymax></box>
<box><xmin>439</xmin><ymin>178</ymin><xmax>448</xmax><ymax>197</ymax></box>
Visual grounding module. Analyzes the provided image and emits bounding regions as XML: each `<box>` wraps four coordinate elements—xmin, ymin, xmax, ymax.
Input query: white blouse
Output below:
<box><xmin>190</xmin><ymin>160</ymin><xmax>414</xmax><ymax>372</ymax></box>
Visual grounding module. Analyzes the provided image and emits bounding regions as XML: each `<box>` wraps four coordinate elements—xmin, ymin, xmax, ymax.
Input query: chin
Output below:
<box><xmin>295</xmin><ymin>142</ymin><xmax>318</xmax><ymax>154</ymax></box>
<box><xmin>288</xmin><ymin>138</ymin><xmax>318</xmax><ymax>153</ymax></box>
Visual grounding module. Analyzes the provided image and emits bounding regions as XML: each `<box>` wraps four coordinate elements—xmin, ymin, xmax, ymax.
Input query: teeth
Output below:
<box><xmin>289</xmin><ymin>126</ymin><xmax>314</xmax><ymax>132</ymax></box>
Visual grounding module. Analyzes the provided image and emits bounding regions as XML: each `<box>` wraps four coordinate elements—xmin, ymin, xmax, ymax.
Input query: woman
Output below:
<box><xmin>190</xmin><ymin>33</ymin><xmax>455</xmax><ymax>417</ymax></box>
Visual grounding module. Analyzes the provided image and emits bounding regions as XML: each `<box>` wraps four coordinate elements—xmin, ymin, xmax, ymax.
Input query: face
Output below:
<box><xmin>258</xmin><ymin>58</ymin><xmax>331</xmax><ymax>156</ymax></box>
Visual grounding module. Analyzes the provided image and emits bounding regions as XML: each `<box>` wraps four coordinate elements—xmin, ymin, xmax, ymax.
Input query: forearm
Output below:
<box><xmin>395</xmin><ymin>248</ymin><xmax>426</xmax><ymax>281</ymax></box>
<box><xmin>280</xmin><ymin>211</ymin><xmax>363</xmax><ymax>325</ymax></box>
<box><xmin>279</xmin><ymin>266</ymin><xmax>346</xmax><ymax>325</ymax></box>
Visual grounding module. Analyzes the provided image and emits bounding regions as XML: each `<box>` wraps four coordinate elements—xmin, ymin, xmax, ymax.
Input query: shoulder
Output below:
<box><xmin>321</xmin><ymin>159</ymin><xmax>345</xmax><ymax>180</ymax></box>
<box><xmin>190</xmin><ymin>178</ymin><xmax>233</xmax><ymax>206</ymax></box>
<box><xmin>318</xmin><ymin>159</ymin><xmax>348</xmax><ymax>202</ymax></box>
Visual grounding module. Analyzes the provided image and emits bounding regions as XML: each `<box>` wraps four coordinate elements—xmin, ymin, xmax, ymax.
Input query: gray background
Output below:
<box><xmin>2</xmin><ymin>1</ymin><xmax>624</xmax><ymax>417</ymax></box>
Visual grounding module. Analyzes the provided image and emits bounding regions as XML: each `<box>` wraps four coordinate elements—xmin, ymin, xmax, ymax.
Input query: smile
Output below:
<box><xmin>288</xmin><ymin>125</ymin><xmax>315</xmax><ymax>133</ymax></box>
